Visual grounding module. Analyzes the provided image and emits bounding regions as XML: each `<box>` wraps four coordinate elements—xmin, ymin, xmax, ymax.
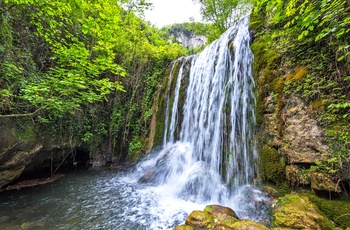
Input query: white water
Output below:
<box><xmin>133</xmin><ymin>16</ymin><xmax>270</xmax><ymax>227</ymax></box>
<box><xmin>0</xmin><ymin>17</ymin><xmax>270</xmax><ymax>230</ymax></box>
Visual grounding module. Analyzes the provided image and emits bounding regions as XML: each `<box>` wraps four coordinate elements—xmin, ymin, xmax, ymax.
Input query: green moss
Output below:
<box><xmin>251</xmin><ymin>35</ymin><xmax>283</xmax><ymax>127</ymax></box>
<box><xmin>16</xmin><ymin>123</ymin><xmax>36</xmax><ymax>144</ymax></box>
<box><xmin>273</xmin><ymin>194</ymin><xmax>336</xmax><ymax>230</ymax></box>
<box><xmin>259</xmin><ymin>146</ymin><xmax>285</xmax><ymax>184</ymax></box>
<box><xmin>185</xmin><ymin>210</ymin><xmax>215</xmax><ymax>229</ymax></box>
<box><xmin>303</xmin><ymin>193</ymin><xmax>350</xmax><ymax>228</ymax></box>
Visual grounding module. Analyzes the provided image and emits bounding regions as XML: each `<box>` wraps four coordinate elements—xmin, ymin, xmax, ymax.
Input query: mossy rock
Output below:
<box><xmin>185</xmin><ymin>210</ymin><xmax>215</xmax><ymax>229</ymax></box>
<box><xmin>303</xmin><ymin>193</ymin><xmax>350</xmax><ymax>228</ymax></box>
<box><xmin>259</xmin><ymin>146</ymin><xmax>285</xmax><ymax>184</ymax></box>
<box><xmin>229</xmin><ymin>220</ymin><xmax>269</xmax><ymax>230</ymax></box>
<box><xmin>204</xmin><ymin>204</ymin><xmax>239</xmax><ymax>220</ymax></box>
<box><xmin>273</xmin><ymin>194</ymin><xmax>336</xmax><ymax>230</ymax></box>
<box><xmin>173</xmin><ymin>224</ymin><xmax>195</xmax><ymax>230</ymax></box>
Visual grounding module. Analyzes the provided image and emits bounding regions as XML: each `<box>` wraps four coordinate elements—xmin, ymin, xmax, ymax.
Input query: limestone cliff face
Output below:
<box><xmin>259</xmin><ymin>91</ymin><xmax>340</xmax><ymax>192</ymax></box>
<box><xmin>251</xmin><ymin>46</ymin><xmax>342</xmax><ymax>193</ymax></box>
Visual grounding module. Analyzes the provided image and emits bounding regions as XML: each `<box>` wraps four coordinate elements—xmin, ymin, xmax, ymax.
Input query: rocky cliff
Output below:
<box><xmin>0</xmin><ymin>119</ymin><xmax>90</xmax><ymax>189</ymax></box>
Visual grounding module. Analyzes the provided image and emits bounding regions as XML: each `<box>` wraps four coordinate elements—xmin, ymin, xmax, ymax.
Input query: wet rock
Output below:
<box><xmin>175</xmin><ymin>204</ymin><xmax>270</xmax><ymax>230</ymax></box>
<box><xmin>272</xmin><ymin>194</ymin><xmax>336</xmax><ymax>230</ymax></box>
<box><xmin>261</xmin><ymin>185</ymin><xmax>279</xmax><ymax>198</ymax></box>
<box><xmin>173</xmin><ymin>225</ymin><xmax>195</xmax><ymax>230</ymax></box>
<box><xmin>185</xmin><ymin>210</ymin><xmax>215</xmax><ymax>229</ymax></box>
<box><xmin>308</xmin><ymin>172</ymin><xmax>341</xmax><ymax>193</ymax></box>
<box><xmin>137</xmin><ymin>169</ymin><xmax>155</xmax><ymax>183</ymax></box>
<box><xmin>228</xmin><ymin>220</ymin><xmax>269</xmax><ymax>230</ymax></box>
<box><xmin>204</xmin><ymin>204</ymin><xmax>239</xmax><ymax>220</ymax></box>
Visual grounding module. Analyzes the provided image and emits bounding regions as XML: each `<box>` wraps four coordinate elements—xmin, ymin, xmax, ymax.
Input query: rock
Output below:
<box><xmin>282</xmin><ymin>96</ymin><xmax>329</xmax><ymax>164</ymax></box>
<box><xmin>261</xmin><ymin>185</ymin><xmax>279</xmax><ymax>198</ymax></box>
<box><xmin>204</xmin><ymin>205</ymin><xmax>239</xmax><ymax>229</ymax></box>
<box><xmin>0</xmin><ymin>144</ymin><xmax>43</xmax><ymax>188</ymax></box>
<box><xmin>273</xmin><ymin>194</ymin><xmax>336</xmax><ymax>230</ymax></box>
<box><xmin>308</xmin><ymin>172</ymin><xmax>341</xmax><ymax>193</ymax></box>
<box><xmin>285</xmin><ymin>165</ymin><xmax>310</xmax><ymax>187</ymax></box>
<box><xmin>185</xmin><ymin>210</ymin><xmax>215</xmax><ymax>229</ymax></box>
<box><xmin>228</xmin><ymin>220</ymin><xmax>269</xmax><ymax>230</ymax></box>
<box><xmin>173</xmin><ymin>225</ymin><xmax>195</xmax><ymax>230</ymax></box>
<box><xmin>175</xmin><ymin>204</ymin><xmax>270</xmax><ymax>230</ymax></box>
<box><xmin>204</xmin><ymin>204</ymin><xmax>239</xmax><ymax>220</ymax></box>
<box><xmin>138</xmin><ymin>169</ymin><xmax>155</xmax><ymax>183</ymax></box>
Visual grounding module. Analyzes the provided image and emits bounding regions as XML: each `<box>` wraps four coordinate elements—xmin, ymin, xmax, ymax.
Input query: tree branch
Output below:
<box><xmin>0</xmin><ymin>108</ymin><xmax>43</xmax><ymax>118</ymax></box>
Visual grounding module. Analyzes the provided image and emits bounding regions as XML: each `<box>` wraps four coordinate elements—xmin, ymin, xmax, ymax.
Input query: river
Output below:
<box><xmin>0</xmin><ymin>168</ymin><xmax>206</xmax><ymax>230</ymax></box>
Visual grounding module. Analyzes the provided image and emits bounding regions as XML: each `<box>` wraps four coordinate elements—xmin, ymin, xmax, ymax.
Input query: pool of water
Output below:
<box><xmin>0</xmin><ymin>169</ymin><xmax>204</xmax><ymax>230</ymax></box>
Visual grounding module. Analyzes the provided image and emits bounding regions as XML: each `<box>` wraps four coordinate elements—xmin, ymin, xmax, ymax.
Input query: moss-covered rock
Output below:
<box><xmin>204</xmin><ymin>204</ymin><xmax>239</xmax><ymax>220</ymax></box>
<box><xmin>185</xmin><ymin>210</ymin><xmax>215</xmax><ymax>229</ymax></box>
<box><xmin>307</xmin><ymin>171</ymin><xmax>341</xmax><ymax>193</ymax></box>
<box><xmin>303</xmin><ymin>193</ymin><xmax>350</xmax><ymax>229</ymax></box>
<box><xmin>229</xmin><ymin>220</ymin><xmax>269</xmax><ymax>230</ymax></box>
<box><xmin>259</xmin><ymin>146</ymin><xmax>285</xmax><ymax>184</ymax></box>
<box><xmin>273</xmin><ymin>194</ymin><xmax>336</xmax><ymax>230</ymax></box>
<box><xmin>173</xmin><ymin>224</ymin><xmax>195</xmax><ymax>230</ymax></box>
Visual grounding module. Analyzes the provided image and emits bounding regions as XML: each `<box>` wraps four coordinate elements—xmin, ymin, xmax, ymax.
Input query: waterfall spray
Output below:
<box><xmin>135</xmin><ymin>16</ymin><xmax>269</xmax><ymax>224</ymax></box>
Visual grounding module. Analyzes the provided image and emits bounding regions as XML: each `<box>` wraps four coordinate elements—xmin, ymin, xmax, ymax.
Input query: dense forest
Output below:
<box><xmin>0</xmin><ymin>0</ymin><xmax>192</xmax><ymax>162</ymax></box>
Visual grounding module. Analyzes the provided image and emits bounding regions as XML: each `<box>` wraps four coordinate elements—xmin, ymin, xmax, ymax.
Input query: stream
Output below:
<box><xmin>0</xmin><ymin>169</ymin><xmax>205</xmax><ymax>230</ymax></box>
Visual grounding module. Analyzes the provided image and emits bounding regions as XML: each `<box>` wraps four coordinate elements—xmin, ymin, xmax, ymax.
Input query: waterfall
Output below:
<box><xmin>135</xmin><ymin>16</ymin><xmax>269</xmax><ymax>224</ymax></box>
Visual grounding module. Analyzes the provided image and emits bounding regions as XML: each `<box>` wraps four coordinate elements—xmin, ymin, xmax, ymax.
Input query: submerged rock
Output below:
<box><xmin>272</xmin><ymin>194</ymin><xmax>336</xmax><ymax>230</ymax></box>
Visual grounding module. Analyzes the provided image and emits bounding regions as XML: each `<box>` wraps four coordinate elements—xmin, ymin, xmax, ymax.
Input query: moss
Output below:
<box><xmin>173</xmin><ymin>225</ymin><xmax>195</xmax><ymax>230</ymax></box>
<box><xmin>230</xmin><ymin>220</ymin><xmax>269</xmax><ymax>230</ymax></box>
<box><xmin>251</xmin><ymin>35</ymin><xmax>283</xmax><ymax>127</ymax></box>
<box><xmin>259</xmin><ymin>146</ymin><xmax>285</xmax><ymax>184</ymax></box>
<box><xmin>303</xmin><ymin>193</ymin><xmax>350</xmax><ymax>228</ymax></box>
<box><xmin>185</xmin><ymin>210</ymin><xmax>215</xmax><ymax>229</ymax></box>
<box><xmin>16</xmin><ymin>123</ymin><xmax>36</xmax><ymax>144</ymax></box>
<box><xmin>273</xmin><ymin>194</ymin><xmax>336</xmax><ymax>230</ymax></box>
<box><xmin>294</xmin><ymin>66</ymin><xmax>307</xmax><ymax>81</ymax></box>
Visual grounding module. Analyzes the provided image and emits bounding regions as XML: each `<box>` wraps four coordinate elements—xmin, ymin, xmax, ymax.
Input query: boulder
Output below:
<box><xmin>228</xmin><ymin>220</ymin><xmax>269</xmax><ymax>230</ymax></box>
<box><xmin>308</xmin><ymin>172</ymin><xmax>341</xmax><ymax>193</ymax></box>
<box><xmin>272</xmin><ymin>194</ymin><xmax>336</xmax><ymax>230</ymax></box>
<box><xmin>204</xmin><ymin>205</ymin><xmax>239</xmax><ymax>220</ymax></box>
<box><xmin>137</xmin><ymin>169</ymin><xmax>156</xmax><ymax>183</ymax></box>
<box><xmin>174</xmin><ymin>225</ymin><xmax>195</xmax><ymax>230</ymax></box>
<box><xmin>185</xmin><ymin>210</ymin><xmax>215</xmax><ymax>229</ymax></box>
<box><xmin>175</xmin><ymin>204</ymin><xmax>270</xmax><ymax>230</ymax></box>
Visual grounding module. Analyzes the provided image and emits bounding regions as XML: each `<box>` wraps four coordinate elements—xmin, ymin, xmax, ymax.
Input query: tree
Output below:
<box><xmin>194</xmin><ymin>0</ymin><xmax>252</xmax><ymax>40</ymax></box>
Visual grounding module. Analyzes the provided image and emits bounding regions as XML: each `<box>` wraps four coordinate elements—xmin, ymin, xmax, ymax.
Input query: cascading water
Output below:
<box><xmin>0</xmin><ymin>16</ymin><xmax>270</xmax><ymax>230</ymax></box>
<box><xmin>134</xmin><ymin>16</ymin><xmax>270</xmax><ymax>226</ymax></box>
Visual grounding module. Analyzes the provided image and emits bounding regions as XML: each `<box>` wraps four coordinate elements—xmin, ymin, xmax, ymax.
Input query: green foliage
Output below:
<box><xmin>0</xmin><ymin>0</ymin><xmax>187</xmax><ymax>162</ymax></box>
<box><xmin>195</xmin><ymin>0</ymin><xmax>253</xmax><ymax>41</ymax></box>
<box><xmin>252</xmin><ymin>0</ymin><xmax>350</xmax><ymax>182</ymax></box>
